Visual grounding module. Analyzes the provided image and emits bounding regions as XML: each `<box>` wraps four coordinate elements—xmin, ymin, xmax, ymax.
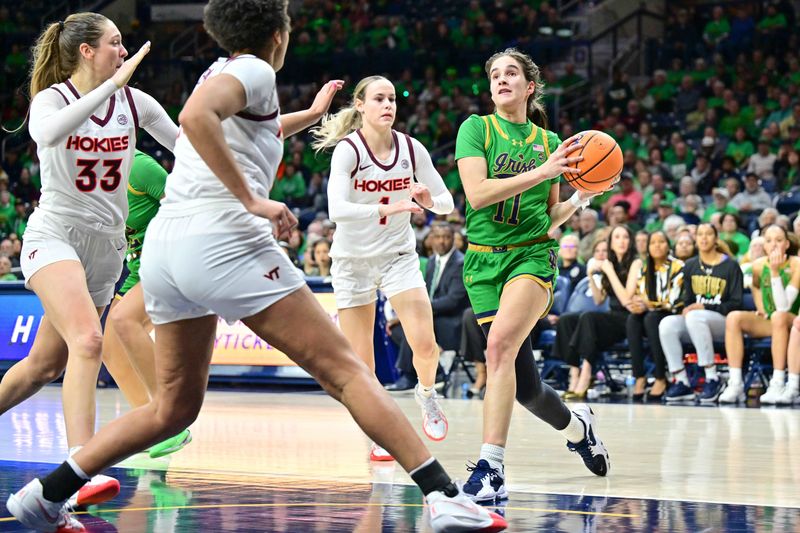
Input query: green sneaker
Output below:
<box><xmin>148</xmin><ymin>429</ymin><xmax>192</xmax><ymax>459</ymax></box>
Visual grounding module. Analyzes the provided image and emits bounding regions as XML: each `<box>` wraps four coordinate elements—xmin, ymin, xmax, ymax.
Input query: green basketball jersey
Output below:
<box><xmin>455</xmin><ymin>113</ymin><xmax>561</xmax><ymax>246</ymax></box>
<box><xmin>760</xmin><ymin>261</ymin><xmax>800</xmax><ymax>317</ymax></box>
<box><xmin>126</xmin><ymin>150</ymin><xmax>167</xmax><ymax>261</ymax></box>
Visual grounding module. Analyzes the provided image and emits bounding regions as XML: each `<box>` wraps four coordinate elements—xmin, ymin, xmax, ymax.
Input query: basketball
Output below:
<box><xmin>564</xmin><ymin>130</ymin><xmax>623</xmax><ymax>193</ymax></box>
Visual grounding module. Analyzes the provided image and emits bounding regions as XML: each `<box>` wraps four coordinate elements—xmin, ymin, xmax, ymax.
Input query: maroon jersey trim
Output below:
<box><xmin>356</xmin><ymin>129</ymin><xmax>400</xmax><ymax>171</ymax></box>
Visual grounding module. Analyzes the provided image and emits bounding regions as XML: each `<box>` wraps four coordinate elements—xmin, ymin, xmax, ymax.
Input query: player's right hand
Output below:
<box><xmin>247</xmin><ymin>198</ymin><xmax>297</xmax><ymax>240</ymax></box>
<box><xmin>379</xmin><ymin>198</ymin><xmax>423</xmax><ymax>218</ymax></box>
<box><xmin>539</xmin><ymin>134</ymin><xmax>583</xmax><ymax>181</ymax></box>
<box><xmin>112</xmin><ymin>40</ymin><xmax>151</xmax><ymax>88</ymax></box>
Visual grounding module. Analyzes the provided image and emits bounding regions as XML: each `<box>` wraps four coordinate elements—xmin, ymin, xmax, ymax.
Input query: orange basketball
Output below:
<box><xmin>564</xmin><ymin>130</ymin><xmax>623</xmax><ymax>193</ymax></box>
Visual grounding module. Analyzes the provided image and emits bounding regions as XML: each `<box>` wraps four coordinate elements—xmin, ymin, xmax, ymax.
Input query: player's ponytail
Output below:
<box><xmin>30</xmin><ymin>13</ymin><xmax>109</xmax><ymax>98</ymax></box>
<box><xmin>485</xmin><ymin>48</ymin><xmax>548</xmax><ymax>129</ymax></box>
<box><xmin>311</xmin><ymin>75</ymin><xmax>386</xmax><ymax>152</ymax></box>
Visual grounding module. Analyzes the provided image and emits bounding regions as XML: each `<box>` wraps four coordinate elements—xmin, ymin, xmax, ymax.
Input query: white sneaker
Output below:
<box><xmin>415</xmin><ymin>385</ymin><xmax>449</xmax><ymax>441</ymax></box>
<box><xmin>567</xmin><ymin>404</ymin><xmax>610</xmax><ymax>476</ymax></box>
<box><xmin>760</xmin><ymin>380</ymin><xmax>786</xmax><ymax>405</ymax></box>
<box><xmin>427</xmin><ymin>488</ymin><xmax>508</xmax><ymax>532</ymax></box>
<box><xmin>369</xmin><ymin>443</ymin><xmax>395</xmax><ymax>462</ymax></box>
<box><xmin>719</xmin><ymin>381</ymin><xmax>746</xmax><ymax>403</ymax></box>
<box><xmin>6</xmin><ymin>478</ymin><xmax>85</xmax><ymax>532</ymax></box>
<box><xmin>66</xmin><ymin>474</ymin><xmax>120</xmax><ymax>508</ymax></box>
<box><xmin>776</xmin><ymin>387</ymin><xmax>800</xmax><ymax>405</ymax></box>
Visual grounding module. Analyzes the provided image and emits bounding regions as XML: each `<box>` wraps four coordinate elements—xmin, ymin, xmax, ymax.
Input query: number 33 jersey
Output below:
<box><xmin>29</xmin><ymin>79</ymin><xmax>177</xmax><ymax>234</ymax></box>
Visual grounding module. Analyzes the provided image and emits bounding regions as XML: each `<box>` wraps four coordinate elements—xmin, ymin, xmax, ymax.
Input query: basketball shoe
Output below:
<box><xmin>415</xmin><ymin>385</ymin><xmax>448</xmax><ymax>441</ymax></box>
<box><xmin>66</xmin><ymin>474</ymin><xmax>120</xmax><ymax>508</ymax></box>
<box><xmin>370</xmin><ymin>443</ymin><xmax>394</xmax><ymax>462</ymax></box>
<box><xmin>567</xmin><ymin>404</ymin><xmax>610</xmax><ymax>476</ymax></box>
<box><xmin>461</xmin><ymin>460</ymin><xmax>507</xmax><ymax>503</ymax></box>
<box><xmin>719</xmin><ymin>380</ymin><xmax>746</xmax><ymax>403</ymax></box>
<box><xmin>7</xmin><ymin>478</ymin><xmax>84</xmax><ymax>532</ymax></box>
<box><xmin>148</xmin><ymin>429</ymin><xmax>192</xmax><ymax>459</ymax></box>
<box><xmin>427</xmin><ymin>488</ymin><xmax>508</xmax><ymax>532</ymax></box>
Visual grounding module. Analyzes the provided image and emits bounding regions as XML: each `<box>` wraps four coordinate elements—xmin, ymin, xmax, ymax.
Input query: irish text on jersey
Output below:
<box><xmin>66</xmin><ymin>135</ymin><xmax>130</xmax><ymax>153</ymax></box>
<box><xmin>492</xmin><ymin>152</ymin><xmax>538</xmax><ymax>177</ymax></box>
<box><xmin>353</xmin><ymin>177</ymin><xmax>411</xmax><ymax>192</ymax></box>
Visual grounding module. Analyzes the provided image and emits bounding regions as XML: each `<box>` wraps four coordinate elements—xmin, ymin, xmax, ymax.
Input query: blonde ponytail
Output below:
<box><xmin>310</xmin><ymin>75</ymin><xmax>387</xmax><ymax>152</ymax></box>
<box><xmin>30</xmin><ymin>12</ymin><xmax>109</xmax><ymax>98</ymax></box>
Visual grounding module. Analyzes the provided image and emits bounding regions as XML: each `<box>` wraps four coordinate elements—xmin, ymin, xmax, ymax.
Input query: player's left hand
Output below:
<box><xmin>576</xmin><ymin>174</ymin><xmax>620</xmax><ymax>202</ymax></box>
<box><xmin>410</xmin><ymin>183</ymin><xmax>433</xmax><ymax>209</ymax></box>
<box><xmin>309</xmin><ymin>80</ymin><xmax>345</xmax><ymax>117</ymax></box>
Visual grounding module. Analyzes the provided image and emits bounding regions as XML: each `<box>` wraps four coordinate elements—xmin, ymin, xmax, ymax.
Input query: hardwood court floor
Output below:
<box><xmin>1</xmin><ymin>387</ymin><xmax>799</xmax><ymax>531</ymax></box>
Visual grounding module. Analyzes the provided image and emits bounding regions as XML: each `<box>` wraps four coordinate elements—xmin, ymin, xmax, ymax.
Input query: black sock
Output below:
<box><xmin>410</xmin><ymin>459</ymin><xmax>458</xmax><ymax>497</ymax></box>
<box><xmin>41</xmin><ymin>462</ymin><xmax>88</xmax><ymax>503</ymax></box>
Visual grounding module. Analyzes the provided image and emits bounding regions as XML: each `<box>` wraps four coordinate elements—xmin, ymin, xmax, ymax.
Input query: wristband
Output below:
<box><xmin>569</xmin><ymin>191</ymin><xmax>589</xmax><ymax>210</ymax></box>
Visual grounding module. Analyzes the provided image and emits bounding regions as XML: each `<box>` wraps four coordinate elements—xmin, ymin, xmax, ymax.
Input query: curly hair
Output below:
<box><xmin>203</xmin><ymin>0</ymin><xmax>290</xmax><ymax>54</ymax></box>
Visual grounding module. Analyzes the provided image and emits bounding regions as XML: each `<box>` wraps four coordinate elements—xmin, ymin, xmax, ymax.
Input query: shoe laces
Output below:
<box><xmin>465</xmin><ymin>460</ymin><xmax>500</xmax><ymax>485</ymax></box>
<box><xmin>567</xmin><ymin>438</ymin><xmax>596</xmax><ymax>465</ymax></box>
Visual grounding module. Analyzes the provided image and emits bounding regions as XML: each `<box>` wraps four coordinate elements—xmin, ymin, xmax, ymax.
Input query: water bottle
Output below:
<box><xmin>625</xmin><ymin>375</ymin><xmax>636</xmax><ymax>398</ymax></box>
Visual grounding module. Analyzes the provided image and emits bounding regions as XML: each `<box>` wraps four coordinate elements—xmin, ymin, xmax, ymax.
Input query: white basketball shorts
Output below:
<box><xmin>140</xmin><ymin>208</ymin><xmax>305</xmax><ymax>325</ymax></box>
<box><xmin>20</xmin><ymin>210</ymin><xmax>126</xmax><ymax>307</ymax></box>
<box><xmin>330</xmin><ymin>251</ymin><xmax>426</xmax><ymax>309</ymax></box>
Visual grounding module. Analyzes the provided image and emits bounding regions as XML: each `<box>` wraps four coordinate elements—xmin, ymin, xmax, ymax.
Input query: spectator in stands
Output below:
<box><xmin>748</xmin><ymin>139</ymin><xmax>778</xmax><ymax>189</ymax></box>
<box><xmin>719</xmin><ymin>212</ymin><xmax>750</xmax><ymax>258</ymax></box>
<box><xmin>752</xmin><ymin>207</ymin><xmax>779</xmax><ymax>239</ymax></box>
<box><xmin>721</xmin><ymin>225</ymin><xmax>800</xmax><ymax>404</ymax></box>
<box><xmin>577</xmin><ymin>208</ymin><xmax>601</xmax><ymax>262</ymax></box>
<box><xmin>608</xmin><ymin>201</ymin><xmax>634</xmax><ymax>229</ymax></box>
<box><xmin>703</xmin><ymin>6</ymin><xmax>731</xmax><ymax>52</ymax></box>
<box><xmin>554</xmin><ymin>226</ymin><xmax>638</xmax><ymax>399</ymax></box>
<box><xmin>604</xmin><ymin>174</ymin><xmax>642</xmax><ymax>218</ymax></box>
<box><xmin>674</xmin><ymin>229</ymin><xmax>697</xmax><ymax>261</ymax></box>
<box><xmin>678</xmin><ymin>194</ymin><xmax>703</xmax><ymax>225</ymax></box>
<box><xmin>606</xmin><ymin>69</ymin><xmax>634</xmax><ymax>113</ymax></box>
<box><xmin>627</xmin><ymin>230</ymin><xmax>684</xmax><ymax>401</ymax></box>
<box><xmin>663</xmin><ymin>214</ymin><xmax>686</xmax><ymax>244</ymax></box>
<box><xmin>730</xmin><ymin>172</ymin><xmax>772</xmax><ymax>217</ymax></box>
<box><xmin>558</xmin><ymin>234</ymin><xmax>585</xmax><ymax>289</ymax></box>
<box><xmin>776</xmin><ymin>149</ymin><xmax>799</xmax><ymax>191</ymax></box>
<box><xmin>642</xmin><ymin>173</ymin><xmax>675</xmax><ymax>213</ymax></box>
<box><xmin>661</xmin><ymin>223</ymin><xmax>742</xmax><ymax>402</ymax></box>
<box><xmin>0</xmin><ymin>255</ymin><xmax>16</xmax><ymax>281</ymax></box>
<box><xmin>635</xmin><ymin>230</ymin><xmax>649</xmax><ymax>261</ymax></box>
<box><xmin>645</xmin><ymin>199</ymin><xmax>675</xmax><ymax>232</ymax></box>
<box><xmin>304</xmin><ymin>238</ymin><xmax>332</xmax><ymax>278</ymax></box>
<box><xmin>10</xmin><ymin>168</ymin><xmax>38</xmax><ymax>204</ymax></box>
<box><xmin>647</xmin><ymin>147</ymin><xmax>672</xmax><ymax>181</ymax></box>
<box><xmin>725</xmin><ymin>126</ymin><xmax>755</xmax><ymax>168</ymax></box>
<box><xmin>741</xmin><ymin>235</ymin><xmax>766</xmax><ymax>289</ymax></box>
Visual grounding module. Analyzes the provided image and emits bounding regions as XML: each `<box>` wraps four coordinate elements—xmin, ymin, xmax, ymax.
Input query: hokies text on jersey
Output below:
<box><xmin>65</xmin><ymin>135</ymin><xmax>130</xmax><ymax>153</ymax></box>
<box><xmin>353</xmin><ymin>177</ymin><xmax>411</xmax><ymax>192</ymax></box>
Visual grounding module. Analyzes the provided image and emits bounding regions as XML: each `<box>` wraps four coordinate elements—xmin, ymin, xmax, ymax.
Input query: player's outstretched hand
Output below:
<box><xmin>539</xmin><ymin>134</ymin><xmax>583</xmax><ymax>181</ymax></box>
<box><xmin>112</xmin><ymin>41</ymin><xmax>151</xmax><ymax>88</ymax></box>
<box><xmin>410</xmin><ymin>183</ymin><xmax>433</xmax><ymax>209</ymax></box>
<box><xmin>246</xmin><ymin>198</ymin><xmax>297</xmax><ymax>240</ymax></box>
<box><xmin>379</xmin><ymin>198</ymin><xmax>423</xmax><ymax>218</ymax></box>
<box><xmin>310</xmin><ymin>80</ymin><xmax>345</xmax><ymax>117</ymax></box>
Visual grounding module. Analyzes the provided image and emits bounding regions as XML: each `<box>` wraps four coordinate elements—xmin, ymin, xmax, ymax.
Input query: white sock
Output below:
<box><xmin>65</xmin><ymin>456</ymin><xmax>91</xmax><ymax>481</ymax></box>
<box><xmin>772</xmin><ymin>369</ymin><xmax>786</xmax><ymax>385</ymax></box>
<box><xmin>674</xmin><ymin>369</ymin><xmax>690</xmax><ymax>386</ymax></box>
<box><xmin>788</xmin><ymin>373</ymin><xmax>800</xmax><ymax>391</ymax></box>
<box><xmin>417</xmin><ymin>383</ymin><xmax>434</xmax><ymax>398</ymax></box>
<box><xmin>479</xmin><ymin>443</ymin><xmax>505</xmax><ymax>470</ymax></box>
<box><xmin>729</xmin><ymin>368</ymin><xmax>743</xmax><ymax>385</ymax></box>
<box><xmin>704</xmin><ymin>365</ymin><xmax>718</xmax><ymax>381</ymax></box>
<box><xmin>561</xmin><ymin>412</ymin><xmax>586</xmax><ymax>444</ymax></box>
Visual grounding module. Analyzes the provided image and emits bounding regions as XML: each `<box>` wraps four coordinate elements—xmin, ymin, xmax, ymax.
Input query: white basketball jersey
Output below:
<box><xmin>330</xmin><ymin>130</ymin><xmax>418</xmax><ymax>258</ymax></box>
<box><xmin>36</xmin><ymin>80</ymin><xmax>139</xmax><ymax>233</ymax></box>
<box><xmin>163</xmin><ymin>55</ymin><xmax>282</xmax><ymax>210</ymax></box>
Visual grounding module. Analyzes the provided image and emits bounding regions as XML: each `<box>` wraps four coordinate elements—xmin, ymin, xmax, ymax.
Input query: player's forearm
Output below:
<box><xmin>464</xmin><ymin>168</ymin><xmax>549</xmax><ymax>210</ymax></box>
<box><xmin>29</xmin><ymin>80</ymin><xmax>118</xmax><ymax>146</ymax></box>
<box><xmin>281</xmin><ymin>109</ymin><xmax>322</xmax><ymax>138</ymax></box>
<box><xmin>548</xmin><ymin>201</ymin><xmax>578</xmax><ymax>231</ymax></box>
<box><xmin>180</xmin><ymin>110</ymin><xmax>255</xmax><ymax>208</ymax></box>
